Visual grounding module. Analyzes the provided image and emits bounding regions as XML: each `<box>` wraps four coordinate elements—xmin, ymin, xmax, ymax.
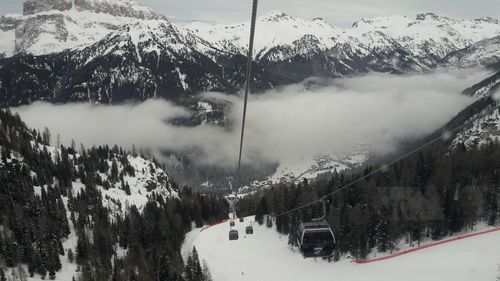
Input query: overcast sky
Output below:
<box><xmin>1</xmin><ymin>0</ymin><xmax>499</xmax><ymax>26</ymax></box>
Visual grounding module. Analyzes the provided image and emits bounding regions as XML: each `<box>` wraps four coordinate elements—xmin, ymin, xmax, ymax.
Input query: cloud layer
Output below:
<box><xmin>14</xmin><ymin>69</ymin><xmax>488</xmax><ymax>169</ymax></box>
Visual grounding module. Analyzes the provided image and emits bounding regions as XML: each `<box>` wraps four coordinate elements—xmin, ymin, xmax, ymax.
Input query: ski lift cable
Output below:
<box><xmin>285</xmin><ymin>168</ymin><xmax>315</xmax><ymax>185</ymax></box>
<box><xmin>274</xmin><ymin>103</ymin><xmax>498</xmax><ymax>219</ymax></box>
<box><xmin>237</xmin><ymin>0</ymin><xmax>259</xmax><ymax>181</ymax></box>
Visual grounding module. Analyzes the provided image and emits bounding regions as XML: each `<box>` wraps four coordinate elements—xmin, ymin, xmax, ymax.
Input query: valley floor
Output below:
<box><xmin>184</xmin><ymin>217</ymin><xmax>500</xmax><ymax>281</ymax></box>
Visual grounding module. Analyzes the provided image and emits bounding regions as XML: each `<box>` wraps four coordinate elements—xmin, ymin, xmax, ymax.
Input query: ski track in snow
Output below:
<box><xmin>185</xmin><ymin>217</ymin><xmax>500</xmax><ymax>281</ymax></box>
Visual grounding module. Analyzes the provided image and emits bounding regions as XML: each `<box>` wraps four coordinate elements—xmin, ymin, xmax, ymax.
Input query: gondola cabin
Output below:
<box><xmin>230</xmin><ymin>220</ymin><xmax>235</xmax><ymax>227</ymax></box>
<box><xmin>239</xmin><ymin>218</ymin><xmax>244</xmax><ymax>222</ymax></box>
<box><xmin>296</xmin><ymin>220</ymin><xmax>335</xmax><ymax>258</ymax></box>
<box><xmin>245</xmin><ymin>225</ymin><xmax>254</xmax><ymax>234</ymax></box>
<box><xmin>229</xmin><ymin>229</ymin><xmax>239</xmax><ymax>241</ymax></box>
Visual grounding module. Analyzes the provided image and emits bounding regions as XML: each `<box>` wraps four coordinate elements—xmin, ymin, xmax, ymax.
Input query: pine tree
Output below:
<box><xmin>191</xmin><ymin>247</ymin><xmax>203</xmax><ymax>281</ymax></box>
<box><xmin>0</xmin><ymin>268</ymin><xmax>6</xmax><ymax>281</ymax></box>
<box><xmin>42</xmin><ymin>127</ymin><xmax>51</xmax><ymax>146</ymax></box>
<box><xmin>132</xmin><ymin>144</ymin><xmax>137</xmax><ymax>157</ymax></box>
<box><xmin>202</xmin><ymin>260</ymin><xmax>213</xmax><ymax>281</ymax></box>
<box><xmin>110</xmin><ymin>159</ymin><xmax>119</xmax><ymax>183</ymax></box>
<box><xmin>49</xmin><ymin>269</ymin><xmax>57</xmax><ymax>280</ymax></box>
<box><xmin>70</xmin><ymin>139</ymin><xmax>77</xmax><ymax>153</ymax></box>
<box><xmin>157</xmin><ymin>252</ymin><xmax>180</xmax><ymax>281</ymax></box>
<box><xmin>485</xmin><ymin>185</ymin><xmax>498</xmax><ymax>226</ymax></box>
<box><xmin>375</xmin><ymin>208</ymin><xmax>392</xmax><ymax>253</ymax></box>
<box><xmin>123</xmin><ymin>182</ymin><xmax>131</xmax><ymax>196</ymax></box>
<box><xmin>128</xmin><ymin>270</ymin><xmax>137</xmax><ymax>281</ymax></box>
<box><xmin>184</xmin><ymin>247</ymin><xmax>204</xmax><ymax>281</ymax></box>
<box><xmin>5</xmin><ymin>238</ymin><xmax>18</xmax><ymax>267</ymax></box>
<box><xmin>266</xmin><ymin>215</ymin><xmax>273</xmax><ymax>228</ymax></box>
<box><xmin>184</xmin><ymin>255</ymin><xmax>194</xmax><ymax>281</ymax></box>
<box><xmin>76</xmin><ymin>234</ymin><xmax>89</xmax><ymax>264</ymax></box>
<box><xmin>68</xmin><ymin>248</ymin><xmax>74</xmax><ymax>263</ymax></box>
<box><xmin>255</xmin><ymin>197</ymin><xmax>268</xmax><ymax>225</ymax></box>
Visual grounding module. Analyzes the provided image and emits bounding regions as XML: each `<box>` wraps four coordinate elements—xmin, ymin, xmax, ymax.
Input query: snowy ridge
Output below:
<box><xmin>71</xmin><ymin>0</ymin><xmax>164</xmax><ymax>19</ymax></box>
<box><xmin>2</xmin><ymin>5</ymin><xmax>500</xmax><ymax>68</ymax></box>
<box><xmin>452</xmin><ymin>108</ymin><xmax>500</xmax><ymax>148</ymax></box>
<box><xmin>1</xmin><ymin>0</ymin><xmax>168</xmax><ymax>56</ymax></box>
<box><xmin>183</xmin><ymin>11</ymin><xmax>343</xmax><ymax>60</ymax></box>
<box><xmin>267</xmin><ymin>148</ymin><xmax>369</xmax><ymax>184</ymax></box>
<box><xmin>0</xmin><ymin>14</ymin><xmax>19</xmax><ymax>57</ymax></box>
<box><xmin>239</xmin><ymin>145</ymin><xmax>369</xmax><ymax>196</ymax></box>
<box><xmin>441</xmin><ymin>35</ymin><xmax>500</xmax><ymax>68</ymax></box>
<box><xmin>23</xmin><ymin>0</ymin><xmax>164</xmax><ymax>20</ymax></box>
<box><xmin>1</xmin><ymin>4</ymin><xmax>500</xmax><ymax>105</ymax></box>
<box><xmin>350</xmin><ymin>13</ymin><xmax>500</xmax><ymax>59</ymax></box>
<box><xmin>32</xmin><ymin>142</ymin><xmax>178</xmax><ymax>213</ymax></box>
<box><xmin>184</xmin><ymin>11</ymin><xmax>500</xmax><ymax>65</ymax></box>
<box><xmin>0</xmin><ymin>118</ymin><xmax>179</xmax><ymax>279</ymax></box>
<box><xmin>450</xmin><ymin>70</ymin><xmax>500</xmax><ymax>148</ymax></box>
<box><xmin>78</xmin><ymin>20</ymin><xmax>196</xmax><ymax>63</ymax></box>
<box><xmin>99</xmin><ymin>155</ymin><xmax>178</xmax><ymax>213</ymax></box>
<box><xmin>472</xmin><ymin>76</ymin><xmax>500</xmax><ymax>100</ymax></box>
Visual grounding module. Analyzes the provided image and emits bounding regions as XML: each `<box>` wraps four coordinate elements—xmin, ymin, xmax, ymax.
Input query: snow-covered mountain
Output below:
<box><xmin>0</xmin><ymin>10</ymin><xmax>229</xmax><ymax>104</ymax></box>
<box><xmin>185</xmin><ymin>12</ymin><xmax>500</xmax><ymax>70</ymax></box>
<box><xmin>0</xmin><ymin>108</ymin><xmax>231</xmax><ymax>280</ymax></box>
<box><xmin>441</xmin><ymin>35</ymin><xmax>500</xmax><ymax>68</ymax></box>
<box><xmin>184</xmin><ymin>12</ymin><xmax>343</xmax><ymax>60</ymax></box>
<box><xmin>0</xmin><ymin>0</ymin><xmax>165</xmax><ymax>57</ymax></box>
<box><xmin>239</xmin><ymin>147</ymin><xmax>369</xmax><ymax>196</ymax></box>
<box><xmin>0</xmin><ymin>112</ymin><xmax>178</xmax><ymax>214</ymax></box>
<box><xmin>349</xmin><ymin>14</ymin><xmax>500</xmax><ymax>61</ymax></box>
<box><xmin>23</xmin><ymin>0</ymin><xmax>165</xmax><ymax>19</ymax></box>
<box><xmin>450</xmin><ymin>70</ymin><xmax>500</xmax><ymax>148</ymax></box>
<box><xmin>3</xmin><ymin>1</ymin><xmax>500</xmax><ymax>67</ymax></box>
<box><xmin>453</xmin><ymin>107</ymin><xmax>500</xmax><ymax>148</ymax></box>
<box><xmin>1</xmin><ymin>0</ymin><xmax>500</xmax><ymax>106</ymax></box>
<box><xmin>408</xmin><ymin>67</ymin><xmax>500</xmax><ymax>151</ymax></box>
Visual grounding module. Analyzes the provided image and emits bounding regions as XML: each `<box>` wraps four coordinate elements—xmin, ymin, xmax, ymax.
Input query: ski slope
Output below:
<box><xmin>184</xmin><ymin>217</ymin><xmax>500</xmax><ymax>281</ymax></box>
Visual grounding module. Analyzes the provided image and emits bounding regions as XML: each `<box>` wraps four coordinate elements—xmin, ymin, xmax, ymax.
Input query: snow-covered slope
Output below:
<box><xmin>0</xmin><ymin>14</ymin><xmax>20</xmax><ymax>58</ymax></box>
<box><xmin>184</xmin><ymin>12</ymin><xmax>343</xmax><ymax>60</ymax></box>
<box><xmin>240</xmin><ymin>147</ymin><xmax>369</xmax><ymax>195</ymax></box>
<box><xmin>3</xmin><ymin>3</ymin><xmax>500</xmax><ymax>69</ymax></box>
<box><xmin>23</xmin><ymin>0</ymin><xmax>165</xmax><ymax>19</ymax></box>
<box><xmin>1</xmin><ymin>2</ymin><xmax>500</xmax><ymax>106</ymax></box>
<box><xmin>0</xmin><ymin>0</ymin><xmax>166</xmax><ymax>56</ymax></box>
<box><xmin>444</xmin><ymin>70</ymin><xmax>500</xmax><ymax>148</ymax></box>
<box><xmin>18</xmin><ymin>11</ymin><xmax>165</xmax><ymax>56</ymax></box>
<box><xmin>350</xmin><ymin>14</ymin><xmax>500</xmax><ymax>61</ymax></box>
<box><xmin>184</xmin><ymin>12</ymin><xmax>500</xmax><ymax>67</ymax></box>
<box><xmin>75</xmin><ymin>20</ymin><xmax>201</xmax><ymax>65</ymax></box>
<box><xmin>98</xmin><ymin>154</ymin><xmax>177</xmax><ymax>213</ymax></box>
<box><xmin>453</xmin><ymin>108</ymin><xmax>500</xmax><ymax>148</ymax></box>
<box><xmin>184</xmin><ymin>217</ymin><xmax>500</xmax><ymax>281</ymax></box>
<box><xmin>441</xmin><ymin>35</ymin><xmax>500</xmax><ymax>68</ymax></box>
<box><xmin>33</xmin><ymin>143</ymin><xmax>178</xmax><ymax>213</ymax></box>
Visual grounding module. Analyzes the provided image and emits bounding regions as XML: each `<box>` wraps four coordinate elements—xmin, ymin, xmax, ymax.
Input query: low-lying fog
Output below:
<box><xmin>14</xmin><ymin>69</ymin><xmax>489</xmax><ymax>177</ymax></box>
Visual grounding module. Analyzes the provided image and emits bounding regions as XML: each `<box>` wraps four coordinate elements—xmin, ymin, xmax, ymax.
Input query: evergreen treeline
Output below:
<box><xmin>237</xmin><ymin>140</ymin><xmax>500</xmax><ymax>260</ymax></box>
<box><xmin>0</xmin><ymin>109</ymin><xmax>228</xmax><ymax>280</ymax></box>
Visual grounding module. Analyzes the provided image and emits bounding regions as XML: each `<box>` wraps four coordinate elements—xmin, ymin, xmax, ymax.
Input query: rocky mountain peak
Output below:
<box><xmin>260</xmin><ymin>11</ymin><xmax>294</xmax><ymax>22</ymax></box>
<box><xmin>23</xmin><ymin>0</ymin><xmax>166</xmax><ymax>20</ymax></box>
<box><xmin>23</xmin><ymin>0</ymin><xmax>72</xmax><ymax>15</ymax></box>
<box><xmin>475</xmin><ymin>17</ymin><xmax>500</xmax><ymax>25</ymax></box>
<box><xmin>416</xmin><ymin>12</ymin><xmax>446</xmax><ymax>21</ymax></box>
